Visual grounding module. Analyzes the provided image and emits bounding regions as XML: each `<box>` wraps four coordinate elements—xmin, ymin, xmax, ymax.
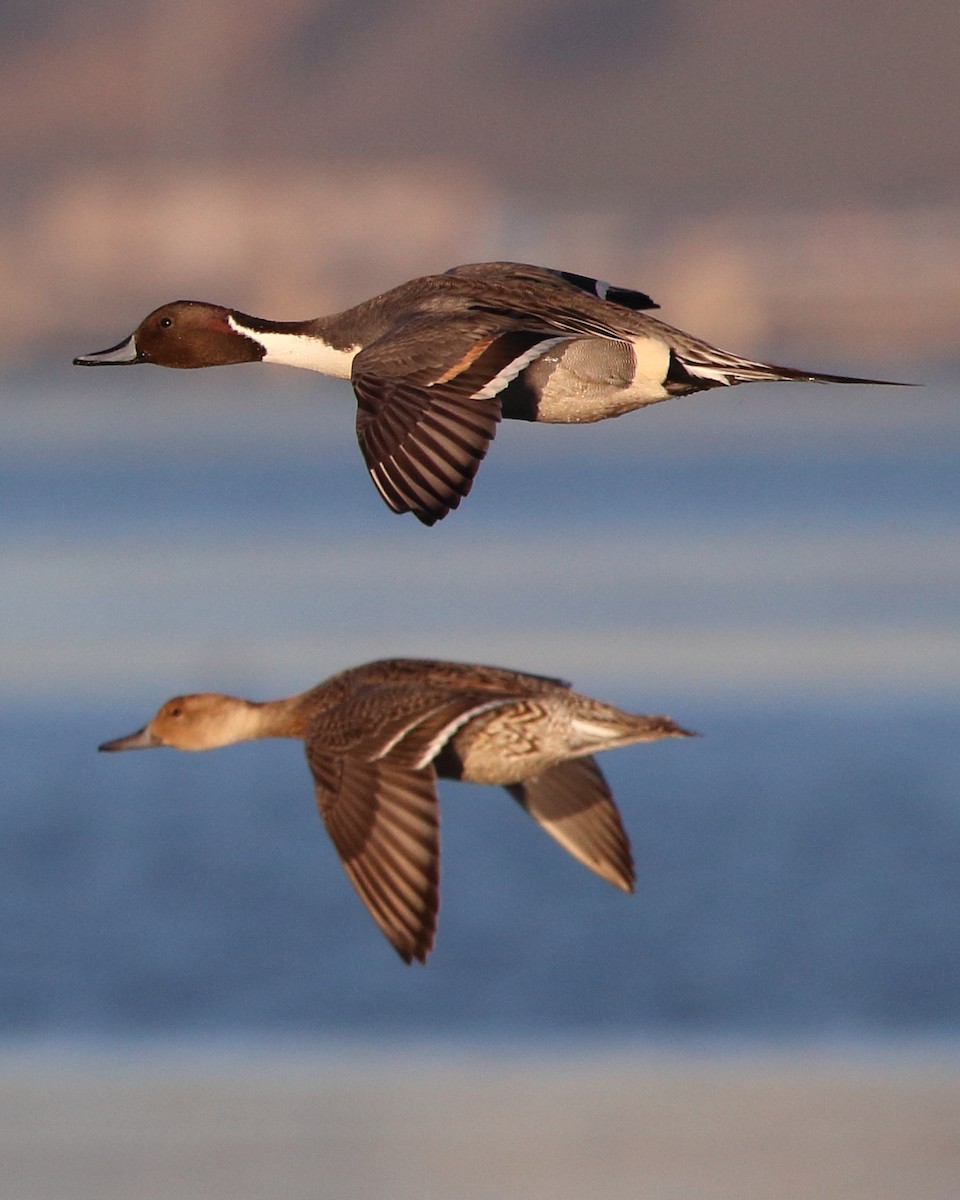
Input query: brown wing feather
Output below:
<box><xmin>384</xmin><ymin>694</ymin><xmax>514</xmax><ymax>770</ymax></box>
<box><xmin>351</xmin><ymin>315</ymin><xmax>577</xmax><ymax>524</ymax></box>
<box><xmin>354</xmin><ymin>376</ymin><xmax>501</xmax><ymax>525</ymax></box>
<box><xmin>310</xmin><ymin>752</ymin><xmax>440</xmax><ymax>964</ymax></box>
<box><xmin>306</xmin><ymin>682</ymin><xmax>503</xmax><ymax>764</ymax></box>
<box><xmin>507</xmin><ymin>756</ymin><xmax>635</xmax><ymax>893</ymax></box>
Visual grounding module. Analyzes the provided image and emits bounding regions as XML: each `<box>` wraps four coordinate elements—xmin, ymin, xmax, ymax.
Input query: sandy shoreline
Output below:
<box><xmin>2</xmin><ymin>1041</ymin><xmax>958</xmax><ymax>1200</ymax></box>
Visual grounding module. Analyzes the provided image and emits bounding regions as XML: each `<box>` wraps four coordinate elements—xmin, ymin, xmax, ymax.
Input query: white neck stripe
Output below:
<box><xmin>227</xmin><ymin>315</ymin><xmax>358</xmax><ymax>378</ymax></box>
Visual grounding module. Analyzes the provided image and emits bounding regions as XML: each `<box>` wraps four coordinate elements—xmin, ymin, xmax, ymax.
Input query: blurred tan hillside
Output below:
<box><xmin>2</xmin><ymin>0</ymin><xmax>958</xmax><ymax>365</ymax></box>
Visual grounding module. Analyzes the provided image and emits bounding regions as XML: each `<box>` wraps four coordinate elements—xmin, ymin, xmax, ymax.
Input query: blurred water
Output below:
<box><xmin>0</xmin><ymin>361</ymin><xmax>958</xmax><ymax>1040</ymax></box>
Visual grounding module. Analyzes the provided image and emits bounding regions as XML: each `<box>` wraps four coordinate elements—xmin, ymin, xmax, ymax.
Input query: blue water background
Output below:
<box><xmin>1</xmin><ymin>360</ymin><xmax>958</xmax><ymax>1041</ymax></box>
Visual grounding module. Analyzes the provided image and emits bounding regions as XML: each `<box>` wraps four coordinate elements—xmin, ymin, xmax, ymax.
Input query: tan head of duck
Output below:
<box><xmin>99</xmin><ymin>692</ymin><xmax>266</xmax><ymax>753</ymax></box>
<box><xmin>74</xmin><ymin>301</ymin><xmax>266</xmax><ymax>369</ymax></box>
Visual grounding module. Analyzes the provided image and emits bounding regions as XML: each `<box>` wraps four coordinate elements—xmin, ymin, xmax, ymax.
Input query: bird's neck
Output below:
<box><xmin>226</xmin><ymin>313</ymin><xmax>358</xmax><ymax>377</ymax></box>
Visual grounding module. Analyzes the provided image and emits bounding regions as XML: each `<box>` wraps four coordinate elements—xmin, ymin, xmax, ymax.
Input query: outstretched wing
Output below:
<box><xmin>309</xmin><ymin>751</ymin><xmax>440</xmax><ymax>964</ymax></box>
<box><xmin>353</xmin><ymin>375</ymin><xmax>501</xmax><ymax>525</ymax></box>
<box><xmin>353</xmin><ymin>315</ymin><xmax>572</xmax><ymax>524</ymax></box>
<box><xmin>507</xmin><ymin>756</ymin><xmax>635</xmax><ymax>893</ymax></box>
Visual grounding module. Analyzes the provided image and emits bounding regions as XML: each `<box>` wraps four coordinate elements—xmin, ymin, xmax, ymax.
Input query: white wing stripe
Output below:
<box><xmin>467</xmin><ymin>336</ymin><xmax>569</xmax><ymax>401</ymax></box>
<box><xmin>373</xmin><ymin>698</ymin><xmax>514</xmax><ymax>769</ymax></box>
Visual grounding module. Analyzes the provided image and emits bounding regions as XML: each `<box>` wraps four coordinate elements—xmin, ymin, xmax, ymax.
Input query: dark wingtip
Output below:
<box><xmin>606</xmin><ymin>285</ymin><xmax>660</xmax><ymax>312</ymax></box>
<box><xmin>396</xmin><ymin>940</ymin><xmax>431</xmax><ymax>966</ymax></box>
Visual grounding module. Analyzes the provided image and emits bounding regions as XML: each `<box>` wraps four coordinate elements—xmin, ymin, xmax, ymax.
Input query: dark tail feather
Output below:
<box><xmin>758</xmin><ymin>363</ymin><xmax>915</xmax><ymax>387</ymax></box>
<box><xmin>670</xmin><ymin>346</ymin><xmax>914</xmax><ymax>390</ymax></box>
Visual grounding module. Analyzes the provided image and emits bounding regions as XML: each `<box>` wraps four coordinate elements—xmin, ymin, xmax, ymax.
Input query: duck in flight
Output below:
<box><xmin>99</xmin><ymin>657</ymin><xmax>693</xmax><ymax>963</ymax></box>
<box><xmin>75</xmin><ymin>261</ymin><xmax>903</xmax><ymax>525</ymax></box>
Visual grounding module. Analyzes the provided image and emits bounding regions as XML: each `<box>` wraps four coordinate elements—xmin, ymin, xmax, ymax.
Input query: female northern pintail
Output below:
<box><xmin>99</xmin><ymin>657</ymin><xmax>693</xmax><ymax>963</ymax></box>
<box><xmin>75</xmin><ymin>261</ymin><xmax>902</xmax><ymax>525</ymax></box>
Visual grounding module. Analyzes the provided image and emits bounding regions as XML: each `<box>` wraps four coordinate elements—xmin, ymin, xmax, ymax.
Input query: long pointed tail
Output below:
<box><xmin>668</xmin><ymin>340</ymin><xmax>912</xmax><ymax>391</ymax></box>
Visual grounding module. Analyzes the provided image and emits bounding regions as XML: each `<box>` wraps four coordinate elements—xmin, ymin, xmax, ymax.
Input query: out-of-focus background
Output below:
<box><xmin>7</xmin><ymin>0</ymin><xmax>960</xmax><ymax>366</ymax></box>
<box><xmin>2</xmin><ymin>3</ymin><xmax>959</xmax><ymax>1197</ymax></box>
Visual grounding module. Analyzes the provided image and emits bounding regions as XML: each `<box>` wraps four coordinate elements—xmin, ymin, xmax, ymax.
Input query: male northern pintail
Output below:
<box><xmin>75</xmin><ymin>261</ymin><xmax>904</xmax><ymax>525</ymax></box>
<box><xmin>100</xmin><ymin>656</ymin><xmax>693</xmax><ymax>963</ymax></box>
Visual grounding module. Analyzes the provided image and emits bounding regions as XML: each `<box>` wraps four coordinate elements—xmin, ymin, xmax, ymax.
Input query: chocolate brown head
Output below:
<box><xmin>74</xmin><ymin>301</ymin><xmax>266</xmax><ymax>369</ymax></box>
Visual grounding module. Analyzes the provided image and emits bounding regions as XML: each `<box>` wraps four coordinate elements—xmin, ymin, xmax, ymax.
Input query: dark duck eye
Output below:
<box><xmin>159</xmin><ymin>316</ymin><xmax>173</xmax><ymax>328</ymax></box>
